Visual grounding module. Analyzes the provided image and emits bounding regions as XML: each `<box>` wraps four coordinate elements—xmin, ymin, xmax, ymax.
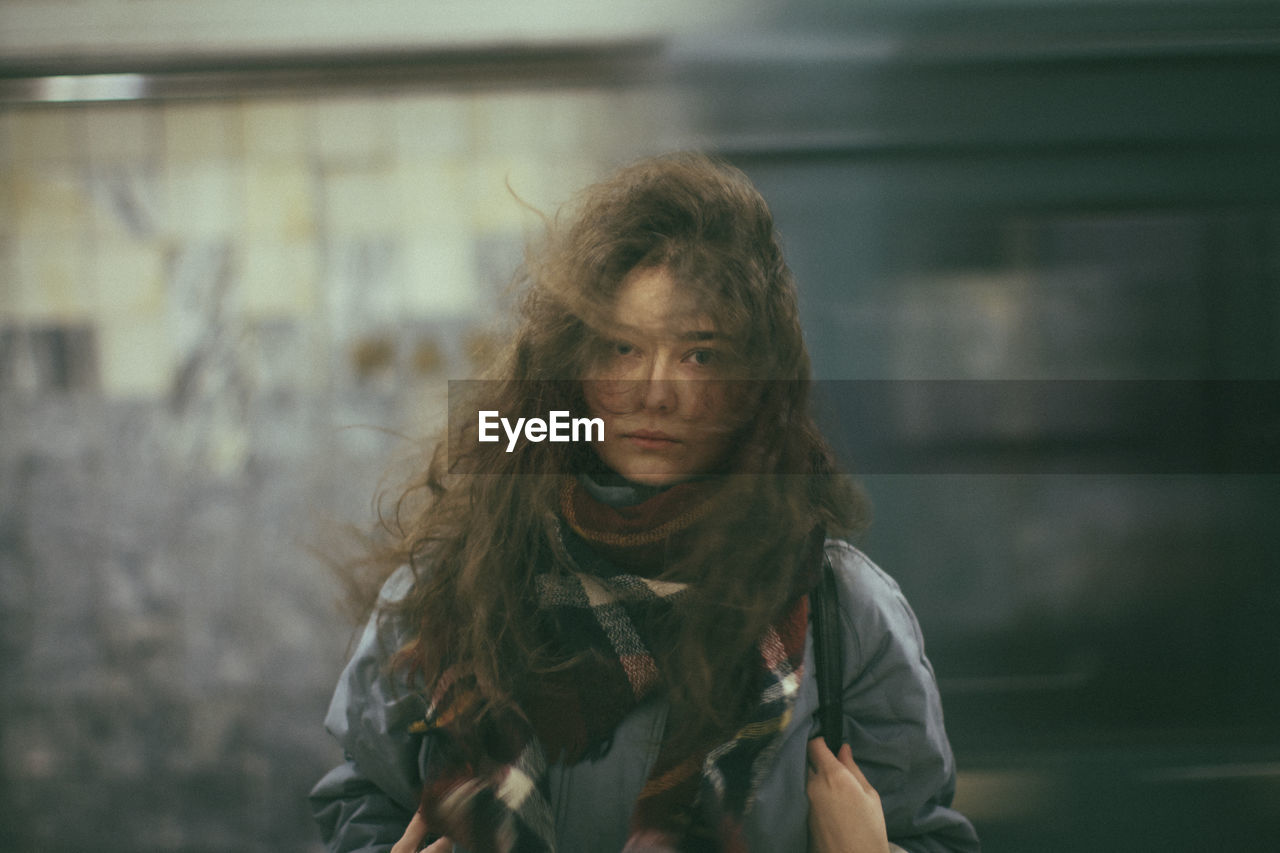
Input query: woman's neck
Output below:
<box><xmin>577</xmin><ymin>469</ymin><xmax>673</xmax><ymax>508</ymax></box>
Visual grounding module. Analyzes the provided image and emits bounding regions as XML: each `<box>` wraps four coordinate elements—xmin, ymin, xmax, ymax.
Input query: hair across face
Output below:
<box><xmin>519</xmin><ymin>152</ymin><xmax>809</xmax><ymax>390</ymax></box>
<box><xmin>582</xmin><ymin>264</ymin><xmax>746</xmax><ymax>486</ymax></box>
<box><xmin>493</xmin><ymin>152</ymin><xmax>813</xmax><ymax>484</ymax></box>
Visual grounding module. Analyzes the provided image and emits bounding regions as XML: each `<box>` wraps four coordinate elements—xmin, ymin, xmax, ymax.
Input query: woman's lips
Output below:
<box><xmin>623</xmin><ymin>430</ymin><xmax>679</xmax><ymax>450</ymax></box>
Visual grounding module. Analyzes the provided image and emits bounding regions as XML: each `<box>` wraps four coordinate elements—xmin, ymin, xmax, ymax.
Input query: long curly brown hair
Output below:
<box><xmin>364</xmin><ymin>152</ymin><xmax>866</xmax><ymax>745</ymax></box>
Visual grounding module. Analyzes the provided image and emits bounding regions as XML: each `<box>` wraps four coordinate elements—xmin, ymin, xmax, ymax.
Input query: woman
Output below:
<box><xmin>310</xmin><ymin>154</ymin><xmax>979</xmax><ymax>852</ymax></box>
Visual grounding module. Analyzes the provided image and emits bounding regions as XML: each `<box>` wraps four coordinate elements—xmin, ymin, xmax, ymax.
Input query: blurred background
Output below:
<box><xmin>2</xmin><ymin>1</ymin><xmax>1278</xmax><ymax>851</ymax></box>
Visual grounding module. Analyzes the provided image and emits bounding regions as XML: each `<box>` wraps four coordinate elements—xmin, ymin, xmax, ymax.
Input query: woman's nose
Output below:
<box><xmin>640</xmin><ymin>357</ymin><xmax>678</xmax><ymax>412</ymax></box>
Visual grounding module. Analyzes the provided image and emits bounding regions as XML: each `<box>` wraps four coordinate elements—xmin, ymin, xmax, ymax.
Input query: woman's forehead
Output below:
<box><xmin>608</xmin><ymin>266</ymin><xmax>722</xmax><ymax>339</ymax></box>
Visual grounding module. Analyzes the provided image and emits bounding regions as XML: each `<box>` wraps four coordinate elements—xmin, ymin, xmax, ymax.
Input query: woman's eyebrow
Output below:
<box><xmin>680</xmin><ymin>330</ymin><xmax>718</xmax><ymax>342</ymax></box>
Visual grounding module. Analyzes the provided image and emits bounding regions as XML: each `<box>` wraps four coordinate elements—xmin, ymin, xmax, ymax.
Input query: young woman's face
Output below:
<box><xmin>582</xmin><ymin>265</ymin><xmax>741</xmax><ymax>486</ymax></box>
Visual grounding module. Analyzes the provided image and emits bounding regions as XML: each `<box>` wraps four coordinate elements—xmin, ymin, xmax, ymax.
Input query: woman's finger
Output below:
<box><xmin>836</xmin><ymin>743</ymin><xmax>876</xmax><ymax>793</ymax></box>
<box><xmin>390</xmin><ymin>810</ymin><xmax>430</xmax><ymax>853</ymax></box>
<box><xmin>807</xmin><ymin>737</ymin><xmax>842</xmax><ymax>774</ymax></box>
<box><xmin>423</xmin><ymin>837</ymin><xmax>453</xmax><ymax>853</ymax></box>
<box><xmin>803</xmin><ymin>737</ymin><xmax>855</xmax><ymax>778</ymax></box>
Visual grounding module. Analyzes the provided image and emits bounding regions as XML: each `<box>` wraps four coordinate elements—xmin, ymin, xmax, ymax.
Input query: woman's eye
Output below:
<box><xmin>686</xmin><ymin>349</ymin><xmax>716</xmax><ymax>366</ymax></box>
<box><xmin>614</xmin><ymin>342</ymin><xmax>635</xmax><ymax>356</ymax></box>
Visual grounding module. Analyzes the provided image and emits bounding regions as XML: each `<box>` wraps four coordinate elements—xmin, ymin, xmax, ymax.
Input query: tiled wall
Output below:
<box><xmin>0</xmin><ymin>85</ymin><xmax>685</xmax><ymax>853</ymax></box>
<box><xmin>1</xmin><ymin>89</ymin><xmax>676</xmax><ymax>395</ymax></box>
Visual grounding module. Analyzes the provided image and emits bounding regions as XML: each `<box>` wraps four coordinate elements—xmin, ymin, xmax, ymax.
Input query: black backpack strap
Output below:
<box><xmin>812</xmin><ymin>545</ymin><xmax>844</xmax><ymax>754</ymax></box>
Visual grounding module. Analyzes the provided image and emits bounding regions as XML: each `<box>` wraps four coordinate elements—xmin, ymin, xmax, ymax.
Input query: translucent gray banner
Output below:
<box><xmin>447</xmin><ymin>380</ymin><xmax>1280</xmax><ymax>474</ymax></box>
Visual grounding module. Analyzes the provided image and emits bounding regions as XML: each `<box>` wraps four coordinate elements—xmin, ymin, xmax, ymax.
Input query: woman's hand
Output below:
<box><xmin>807</xmin><ymin>738</ymin><xmax>889</xmax><ymax>853</ymax></box>
<box><xmin>390</xmin><ymin>810</ymin><xmax>452</xmax><ymax>853</ymax></box>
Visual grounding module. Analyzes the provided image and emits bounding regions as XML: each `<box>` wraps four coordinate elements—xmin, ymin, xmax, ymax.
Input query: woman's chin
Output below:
<box><xmin>613</xmin><ymin>465</ymin><xmax>690</xmax><ymax>488</ymax></box>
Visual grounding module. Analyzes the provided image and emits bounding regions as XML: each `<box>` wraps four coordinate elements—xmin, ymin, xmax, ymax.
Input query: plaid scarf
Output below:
<box><xmin>416</xmin><ymin>479</ymin><xmax>812</xmax><ymax>853</ymax></box>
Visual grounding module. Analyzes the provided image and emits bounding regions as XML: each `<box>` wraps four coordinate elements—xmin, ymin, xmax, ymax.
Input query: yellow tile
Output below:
<box><xmin>470</xmin><ymin>89</ymin><xmax>629</xmax><ymax>158</ymax></box>
<box><xmin>93</xmin><ymin>241</ymin><xmax>167</xmax><ymax>318</ymax></box>
<box><xmin>398</xmin><ymin>160</ymin><xmax>470</xmax><ymax>230</ymax></box>
<box><xmin>499</xmin><ymin>90</ymin><xmax>598</xmax><ymax>156</ymax></box>
<box><xmin>163</xmin><ymin>161</ymin><xmax>243</xmax><ymax>238</ymax></box>
<box><xmin>84</xmin><ymin>103</ymin><xmax>162</xmax><ymax>166</ymax></box>
<box><xmin>244</xmin><ymin>162</ymin><xmax>315</xmax><ymax>240</ymax></box>
<box><xmin>0</xmin><ymin>168</ymin><xmax>13</xmax><ymax>237</ymax></box>
<box><xmin>11</xmin><ymin>237</ymin><xmax>92</xmax><ymax>321</ymax></box>
<box><xmin>402</xmin><ymin>230</ymin><xmax>478</xmax><ymax>317</ymax></box>
<box><xmin>323</xmin><ymin>167</ymin><xmax>400</xmax><ymax>235</ymax></box>
<box><xmin>312</xmin><ymin>97</ymin><xmax>392</xmax><ymax>166</ymax></box>
<box><xmin>242</xmin><ymin>99</ymin><xmax>313</xmax><ymax>161</ymax></box>
<box><xmin>391</xmin><ymin>93</ymin><xmax>473</xmax><ymax>158</ymax></box>
<box><xmin>8</xmin><ymin>106</ymin><xmax>82</xmax><ymax>165</ymax></box>
<box><xmin>0</xmin><ymin>111</ymin><xmax>12</xmax><ymax>165</ymax></box>
<box><xmin>472</xmin><ymin>93</ymin><xmax>543</xmax><ymax>158</ymax></box>
<box><xmin>240</xmin><ymin>241</ymin><xmax>319</xmax><ymax>318</ymax></box>
<box><xmin>97</xmin><ymin>315</ymin><xmax>173</xmax><ymax>398</ymax></box>
<box><xmin>163</xmin><ymin>102</ymin><xmax>242</xmax><ymax>163</ymax></box>
<box><xmin>0</xmin><ymin>241</ymin><xmax>15</xmax><ymax>320</ymax></box>
<box><xmin>12</xmin><ymin>166</ymin><xmax>91</xmax><ymax>237</ymax></box>
<box><xmin>88</xmin><ymin>165</ymin><xmax>162</xmax><ymax>241</ymax></box>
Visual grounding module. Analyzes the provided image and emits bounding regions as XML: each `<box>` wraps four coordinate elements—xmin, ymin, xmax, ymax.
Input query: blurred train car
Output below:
<box><xmin>682</xmin><ymin>4</ymin><xmax>1280</xmax><ymax>849</ymax></box>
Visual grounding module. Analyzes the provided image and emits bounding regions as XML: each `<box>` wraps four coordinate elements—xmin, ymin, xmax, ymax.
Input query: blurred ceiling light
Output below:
<box><xmin>35</xmin><ymin>73</ymin><xmax>148</xmax><ymax>102</ymax></box>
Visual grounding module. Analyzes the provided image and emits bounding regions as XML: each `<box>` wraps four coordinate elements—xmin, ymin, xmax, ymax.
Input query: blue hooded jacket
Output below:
<box><xmin>310</xmin><ymin>541</ymin><xmax>979</xmax><ymax>852</ymax></box>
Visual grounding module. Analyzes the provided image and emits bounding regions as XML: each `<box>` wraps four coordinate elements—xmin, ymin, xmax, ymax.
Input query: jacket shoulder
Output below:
<box><xmin>822</xmin><ymin>539</ymin><xmax>928</xmax><ymax>673</ymax></box>
<box><xmin>819</xmin><ymin>540</ymin><xmax>981</xmax><ymax>852</ymax></box>
<box><xmin>321</xmin><ymin>565</ymin><xmax>427</xmax><ymax>814</ymax></box>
